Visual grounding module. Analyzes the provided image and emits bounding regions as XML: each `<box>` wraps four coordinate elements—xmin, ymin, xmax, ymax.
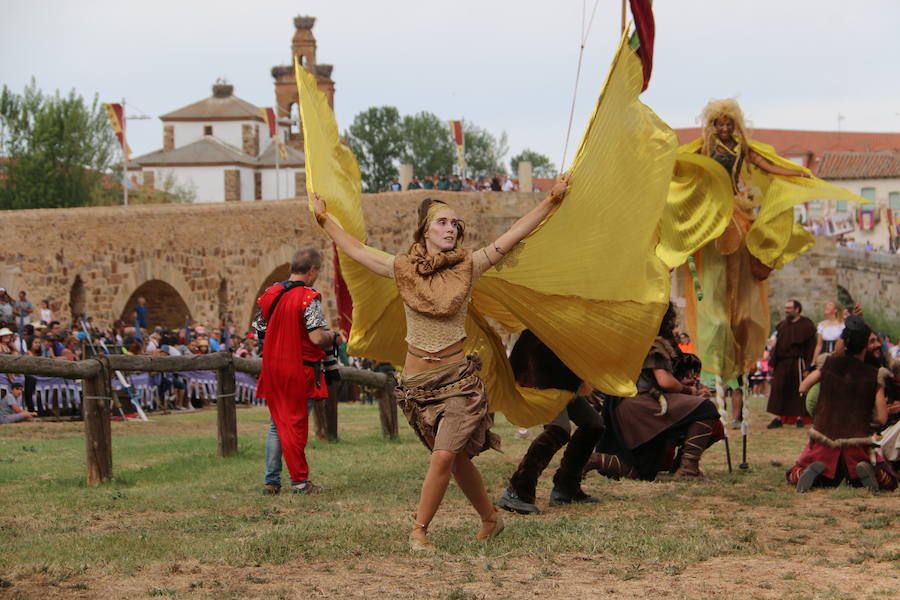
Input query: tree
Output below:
<box><xmin>342</xmin><ymin>106</ymin><xmax>403</xmax><ymax>192</ymax></box>
<box><xmin>399</xmin><ymin>111</ymin><xmax>455</xmax><ymax>177</ymax></box>
<box><xmin>509</xmin><ymin>149</ymin><xmax>557</xmax><ymax>178</ymax></box>
<box><xmin>463</xmin><ymin>122</ymin><xmax>509</xmax><ymax>179</ymax></box>
<box><xmin>0</xmin><ymin>79</ymin><xmax>117</xmax><ymax>209</ymax></box>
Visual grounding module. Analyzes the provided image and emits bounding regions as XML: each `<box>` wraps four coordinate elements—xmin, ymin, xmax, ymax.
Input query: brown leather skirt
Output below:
<box><xmin>396</xmin><ymin>356</ymin><xmax>501</xmax><ymax>457</ymax></box>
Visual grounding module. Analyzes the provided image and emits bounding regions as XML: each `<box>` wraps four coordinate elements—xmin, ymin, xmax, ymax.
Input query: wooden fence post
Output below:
<box><xmin>323</xmin><ymin>381</ymin><xmax>340</xmax><ymax>442</ymax></box>
<box><xmin>82</xmin><ymin>357</ymin><xmax>113</xmax><ymax>485</ymax></box>
<box><xmin>215</xmin><ymin>353</ymin><xmax>238</xmax><ymax>457</ymax></box>
<box><xmin>378</xmin><ymin>373</ymin><xmax>399</xmax><ymax>440</ymax></box>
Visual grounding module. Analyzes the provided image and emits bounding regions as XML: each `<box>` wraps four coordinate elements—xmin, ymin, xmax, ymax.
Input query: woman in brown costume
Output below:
<box><xmin>585</xmin><ymin>303</ymin><xmax>724</xmax><ymax>481</ymax></box>
<box><xmin>312</xmin><ymin>176</ymin><xmax>569</xmax><ymax>551</ymax></box>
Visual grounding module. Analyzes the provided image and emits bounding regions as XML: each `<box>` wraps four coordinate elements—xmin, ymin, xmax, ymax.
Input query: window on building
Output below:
<box><xmin>861</xmin><ymin>187</ymin><xmax>876</xmax><ymax>210</ymax></box>
<box><xmin>204</xmin><ymin>125</ymin><xmax>213</xmax><ymax>136</ymax></box>
<box><xmin>835</xmin><ymin>200</ymin><xmax>848</xmax><ymax>212</ymax></box>
<box><xmin>889</xmin><ymin>191</ymin><xmax>900</xmax><ymax>210</ymax></box>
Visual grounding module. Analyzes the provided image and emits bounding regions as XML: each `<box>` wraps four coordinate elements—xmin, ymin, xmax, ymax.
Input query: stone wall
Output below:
<box><xmin>224</xmin><ymin>170</ymin><xmax>241</xmax><ymax>202</ymax></box>
<box><xmin>0</xmin><ymin>191</ymin><xmax>541</xmax><ymax>332</ymax></box>
<box><xmin>766</xmin><ymin>237</ymin><xmax>900</xmax><ymax>327</ymax></box>
<box><xmin>242</xmin><ymin>124</ymin><xmax>259</xmax><ymax>156</ymax></box>
<box><xmin>766</xmin><ymin>238</ymin><xmax>839</xmax><ymax>320</ymax></box>
<box><xmin>163</xmin><ymin>125</ymin><xmax>174</xmax><ymax>152</ymax></box>
<box><xmin>3</xmin><ymin>193</ymin><xmax>894</xmax><ymax>336</ymax></box>
<box><xmin>837</xmin><ymin>247</ymin><xmax>900</xmax><ymax>323</ymax></box>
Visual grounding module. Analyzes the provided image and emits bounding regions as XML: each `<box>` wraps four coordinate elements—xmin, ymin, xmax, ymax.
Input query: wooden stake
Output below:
<box><xmin>215</xmin><ymin>353</ymin><xmax>238</xmax><ymax>457</ymax></box>
<box><xmin>82</xmin><ymin>357</ymin><xmax>113</xmax><ymax>485</ymax></box>
<box><xmin>377</xmin><ymin>373</ymin><xmax>399</xmax><ymax>440</ymax></box>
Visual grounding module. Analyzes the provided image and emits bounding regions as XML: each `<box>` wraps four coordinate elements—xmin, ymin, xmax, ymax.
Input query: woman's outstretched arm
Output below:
<box><xmin>748</xmin><ymin>151</ymin><xmax>811</xmax><ymax>177</ymax></box>
<box><xmin>482</xmin><ymin>173</ymin><xmax>569</xmax><ymax>264</ymax></box>
<box><xmin>311</xmin><ymin>193</ymin><xmax>393</xmax><ymax>278</ymax></box>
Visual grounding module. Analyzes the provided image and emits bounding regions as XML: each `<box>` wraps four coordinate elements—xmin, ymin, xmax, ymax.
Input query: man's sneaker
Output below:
<box><xmin>766</xmin><ymin>417</ymin><xmax>783</xmax><ymax>429</ymax></box>
<box><xmin>261</xmin><ymin>484</ymin><xmax>281</xmax><ymax>496</ymax></box>
<box><xmin>796</xmin><ymin>461</ymin><xmax>825</xmax><ymax>493</ymax></box>
<box><xmin>730</xmin><ymin>419</ymin><xmax>742</xmax><ymax>430</ymax></box>
<box><xmin>549</xmin><ymin>487</ymin><xmax>600</xmax><ymax>507</ymax></box>
<box><xmin>497</xmin><ymin>487</ymin><xmax>540</xmax><ymax>515</ymax></box>
<box><xmin>291</xmin><ymin>480</ymin><xmax>323</xmax><ymax>494</ymax></box>
<box><xmin>795</xmin><ymin>419</ymin><xmax>805</xmax><ymax>428</ymax></box>
<box><xmin>856</xmin><ymin>462</ymin><xmax>879</xmax><ymax>493</ymax></box>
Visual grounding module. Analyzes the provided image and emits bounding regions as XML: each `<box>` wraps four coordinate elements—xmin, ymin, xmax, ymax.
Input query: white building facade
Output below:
<box><xmin>128</xmin><ymin>81</ymin><xmax>306</xmax><ymax>203</ymax></box>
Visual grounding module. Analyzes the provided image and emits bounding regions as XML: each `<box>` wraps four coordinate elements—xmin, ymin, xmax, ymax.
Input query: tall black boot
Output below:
<box><xmin>550</xmin><ymin>426</ymin><xmax>604</xmax><ymax>505</ymax></box>
<box><xmin>498</xmin><ymin>425</ymin><xmax>569</xmax><ymax>514</ymax></box>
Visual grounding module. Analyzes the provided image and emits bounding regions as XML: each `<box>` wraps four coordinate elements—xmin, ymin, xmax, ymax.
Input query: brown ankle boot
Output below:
<box><xmin>672</xmin><ymin>419</ymin><xmax>716</xmax><ymax>480</ymax></box>
<box><xmin>583</xmin><ymin>452</ymin><xmax>639</xmax><ymax>480</ymax></box>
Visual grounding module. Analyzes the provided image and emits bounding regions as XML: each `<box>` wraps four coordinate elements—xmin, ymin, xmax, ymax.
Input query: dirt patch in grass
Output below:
<box><xmin>6</xmin><ymin>552</ymin><xmax>898</xmax><ymax>600</ymax></box>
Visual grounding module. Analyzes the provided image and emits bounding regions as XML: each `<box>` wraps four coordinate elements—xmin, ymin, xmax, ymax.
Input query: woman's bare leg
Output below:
<box><xmin>452</xmin><ymin>453</ymin><xmax>497</xmax><ymax>538</ymax></box>
<box><xmin>412</xmin><ymin>450</ymin><xmax>456</xmax><ymax>543</ymax></box>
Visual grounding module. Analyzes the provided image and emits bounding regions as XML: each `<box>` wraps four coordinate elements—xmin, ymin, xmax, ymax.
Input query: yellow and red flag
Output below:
<box><xmin>104</xmin><ymin>103</ymin><xmax>131</xmax><ymax>159</ymax></box>
<box><xmin>259</xmin><ymin>107</ymin><xmax>278</xmax><ymax>138</ymax></box>
<box><xmin>449</xmin><ymin>120</ymin><xmax>465</xmax><ymax>173</ymax></box>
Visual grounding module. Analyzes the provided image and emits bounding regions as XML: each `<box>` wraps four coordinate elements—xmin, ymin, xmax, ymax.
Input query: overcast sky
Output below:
<box><xmin>3</xmin><ymin>0</ymin><xmax>899</xmax><ymax>170</ymax></box>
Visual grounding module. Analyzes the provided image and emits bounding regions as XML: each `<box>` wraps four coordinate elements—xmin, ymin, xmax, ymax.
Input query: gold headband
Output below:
<box><xmin>422</xmin><ymin>201</ymin><xmax>451</xmax><ymax>228</ymax></box>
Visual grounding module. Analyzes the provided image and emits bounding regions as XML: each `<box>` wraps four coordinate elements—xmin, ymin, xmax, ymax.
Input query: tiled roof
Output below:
<box><xmin>816</xmin><ymin>150</ymin><xmax>900</xmax><ymax>179</ymax></box>
<box><xmin>130</xmin><ymin>137</ymin><xmax>257</xmax><ymax>167</ymax></box>
<box><xmin>674</xmin><ymin>128</ymin><xmax>900</xmax><ymax>174</ymax></box>
<box><xmin>160</xmin><ymin>94</ymin><xmax>264</xmax><ymax>122</ymax></box>
<box><xmin>257</xmin><ymin>140</ymin><xmax>305</xmax><ymax>167</ymax></box>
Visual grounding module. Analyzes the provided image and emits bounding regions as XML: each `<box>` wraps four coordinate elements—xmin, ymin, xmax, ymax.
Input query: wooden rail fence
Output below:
<box><xmin>0</xmin><ymin>353</ymin><xmax>399</xmax><ymax>486</ymax></box>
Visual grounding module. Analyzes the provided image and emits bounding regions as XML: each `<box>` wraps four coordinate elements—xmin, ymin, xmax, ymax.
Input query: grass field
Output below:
<box><xmin>1</xmin><ymin>396</ymin><xmax>897</xmax><ymax>599</ymax></box>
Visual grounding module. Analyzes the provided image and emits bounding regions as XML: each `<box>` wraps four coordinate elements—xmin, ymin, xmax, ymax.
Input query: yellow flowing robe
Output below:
<box><xmin>665</xmin><ymin>139</ymin><xmax>866</xmax><ymax>380</ymax></box>
<box><xmin>295</xmin><ymin>34</ymin><xmax>706</xmax><ymax>426</ymax></box>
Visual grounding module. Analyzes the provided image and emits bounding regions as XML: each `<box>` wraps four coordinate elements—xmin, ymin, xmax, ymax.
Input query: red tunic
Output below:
<box><xmin>256</xmin><ymin>282</ymin><xmax>327</xmax><ymax>483</ymax></box>
<box><xmin>257</xmin><ymin>283</ymin><xmax>326</xmax><ymax>400</ymax></box>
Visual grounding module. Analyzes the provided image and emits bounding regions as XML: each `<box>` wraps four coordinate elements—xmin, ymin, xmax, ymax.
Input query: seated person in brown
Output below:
<box><xmin>788</xmin><ymin>316</ymin><xmax>896</xmax><ymax>492</ymax></box>
<box><xmin>584</xmin><ymin>303</ymin><xmax>724</xmax><ymax>481</ymax></box>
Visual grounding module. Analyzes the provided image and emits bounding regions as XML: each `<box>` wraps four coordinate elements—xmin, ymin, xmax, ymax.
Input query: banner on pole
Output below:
<box><xmin>449</xmin><ymin>120</ymin><xmax>465</xmax><ymax>174</ymax></box>
<box><xmin>260</xmin><ymin>107</ymin><xmax>278</xmax><ymax>138</ymax></box>
<box><xmin>104</xmin><ymin>103</ymin><xmax>132</xmax><ymax>159</ymax></box>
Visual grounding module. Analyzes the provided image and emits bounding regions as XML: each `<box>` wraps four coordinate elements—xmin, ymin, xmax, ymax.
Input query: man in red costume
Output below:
<box><xmin>256</xmin><ymin>248</ymin><xmax>341</xmax><ymax>493</ymax></box>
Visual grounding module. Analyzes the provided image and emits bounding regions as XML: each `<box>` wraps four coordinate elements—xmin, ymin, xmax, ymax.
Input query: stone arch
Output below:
<box><xmin>249</xmin><ymin>264</ymin><xmax>291</xmax><ymax>327</ymax></box>
<box><xmin>240</xmin><ymin>246</ymin><xmax>298</xmax><ymax>328</ymax></box>
<box><xmin>111</xmin><ymin>260</ymin><xmax>197</xmax><ymax>330</ymax></box>
<box><xmin>118</xmin><ymin>280</ymin><xmax>192</xmax><ymax>330</ymax></box>
<box><xmin>68</xmin><ymin>275</ymin><xmax>86</xmax><ymax>325</ymax></box>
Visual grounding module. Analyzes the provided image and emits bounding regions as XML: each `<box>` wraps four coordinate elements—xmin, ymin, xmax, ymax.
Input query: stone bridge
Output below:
<box><xmin>2</xmin><ymin>193</ymin><xmax>897</xmax><ymax>335</ymax></box>
<box><xmin>0</xmin><ymin>192</ymin><xmax>542</xmax><ymax>331</ymax></box>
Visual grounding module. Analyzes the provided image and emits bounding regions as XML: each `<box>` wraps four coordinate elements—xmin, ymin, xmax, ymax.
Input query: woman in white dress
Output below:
<box><xmin>812</xmin><ymin>301</ymin><xmax>844</xmax><ymax>363</ymax></box>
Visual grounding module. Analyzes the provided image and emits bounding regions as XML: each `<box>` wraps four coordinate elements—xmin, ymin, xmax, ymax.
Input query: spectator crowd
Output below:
<box><xmin>388</xmin><ymin>173</ymin><xmax>523</xmax><ymax>193</ymax></box>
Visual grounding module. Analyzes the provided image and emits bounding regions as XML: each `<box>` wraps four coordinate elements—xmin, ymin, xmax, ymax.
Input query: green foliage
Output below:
<box><xmin>399</xmin><ymin>111</ymin><xmax>455</xmax><ymax>177</ymax></box>
<box><xmin>344</xmin><ymin>106</ymin><xmax>511</xmax><ymax>185</ymax></box>
<box><xmin>343</xmin><ymin>106</ymin><xmax>403</xmax><ymax>193</ymax></box>
<box><xmin>509</xmin><ymin>148</ymin><xmax>556</xmax><ymax>178</ymax></box>
<box><xmin>0</xmin><ymin>79</ymin><xmax>118</xmax><ymax>209</ymax></box>
<box><xmin>463</xmin><ymin>121</ymin><xmax>508</xmax><ymax>178</ymax></box>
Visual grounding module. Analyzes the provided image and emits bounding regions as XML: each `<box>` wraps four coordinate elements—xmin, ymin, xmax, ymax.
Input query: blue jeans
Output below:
<box><xmin>264</xmin><ymin>399</ymin><xmax>314</xmax><ymax>487</ymax></box>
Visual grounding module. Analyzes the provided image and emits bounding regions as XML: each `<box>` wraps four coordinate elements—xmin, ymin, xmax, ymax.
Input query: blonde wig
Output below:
<box><xmin>699</xmin><ymin>98</ymin><xmax>751</xmax><ymax>158</ymax></box>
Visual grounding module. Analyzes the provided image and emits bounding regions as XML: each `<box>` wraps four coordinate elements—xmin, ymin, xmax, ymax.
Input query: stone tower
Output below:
<box><xmin>272</xmin><ymin>15</ymin><xmax>335</xmax><ymax>148</ymax></box>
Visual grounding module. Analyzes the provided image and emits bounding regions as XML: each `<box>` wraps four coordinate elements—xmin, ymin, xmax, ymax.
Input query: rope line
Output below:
<box><xmin>559</xmin><ymin>0</ymin><xmax>602</xmax><ymax>174</ymax></box>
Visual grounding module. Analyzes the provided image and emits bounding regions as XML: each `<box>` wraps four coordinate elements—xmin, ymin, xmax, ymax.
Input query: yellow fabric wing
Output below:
<box><xmin>296</xmin><ymin>33</ymin><xmax>677</xmax><ymax>426</ymax></box>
